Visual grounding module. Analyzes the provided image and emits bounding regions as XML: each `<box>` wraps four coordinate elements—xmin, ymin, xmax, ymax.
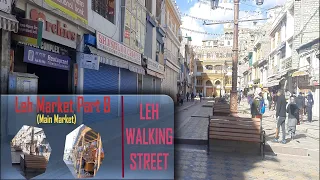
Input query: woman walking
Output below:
<box><xmin>287</xmin><ymin>96</ymin><xmax>299</xmax><ymax>140</ymax></box>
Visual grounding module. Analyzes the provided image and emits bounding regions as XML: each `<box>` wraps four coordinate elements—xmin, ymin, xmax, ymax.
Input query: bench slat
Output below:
<box><xmin>209</xmin><ymin>127</ymin><xmax>261</xmax><ymax>134</ymax></box>
<box><xmin>211</xmin><ymin>116</ymin><xmax>261</xmax><ymax>122</ymax></box>
<box><xmin>210</xmin><ymin>134</ymin><xmax>261</xmax><ymax>142</ymax></box>
<box><xmin>210</xmin><ymin>131</ymin><xmax>260</xmax><ymax>138</ymax></box>
<box><xmin>210</xmin><ymin>119</ymin><xmax>261</xmax><ymax>126</ymax></box>
<box><xmin>210</xmin><ymin>123</ymin><xmax>260</xmax><ymax>131</ymax></box>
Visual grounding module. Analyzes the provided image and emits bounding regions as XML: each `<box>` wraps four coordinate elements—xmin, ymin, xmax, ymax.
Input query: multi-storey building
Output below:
<box><xmin>292</xmin><ymin>0</ymin><xmax>319</xmax><ymax>116</ymax></box>
<box><xmin>193</xmin><ymin>29</ymin><xmax>233</xmax><ymax>97</ymax></box>
<box><xmin>161</xmin><ymin>0</ymin><xmax>182</xmax><ymax>102</ymax></box>
<box><xmin>267</xmin><ymin>0</ymin><xmax>294</xmax><ymax>91</ymax></box>
<box><xmin>179</xmin><ymin>36</ymin><xmax>193</xmax><ymax>96</ymax></box>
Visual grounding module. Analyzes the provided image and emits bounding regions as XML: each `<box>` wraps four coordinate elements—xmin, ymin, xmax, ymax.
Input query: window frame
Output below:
<box><xmin>92</xmin><ymin>0</ymin><xmax>116</xmax><ymax>24</ymax></box>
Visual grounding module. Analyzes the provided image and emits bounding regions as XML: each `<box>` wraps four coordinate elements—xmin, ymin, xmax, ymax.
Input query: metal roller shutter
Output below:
<box><xmin>120</xmin><ymin>69</ymin><xmax>137</xmax><ymax>94</ymax></box>
<box><xmin>83</xmin><ymin>64</ymin><xmax>119</xmax><ymax>94</ymax></box>
<box><xmin>143</xmin><ymin>75</ymin><xmax>153</xmax><ymax>94</ymax></box>
<box><xmin>83</xmin><ymin>64</ymin><xmax>119</xmax><ymax>125</ymax></box>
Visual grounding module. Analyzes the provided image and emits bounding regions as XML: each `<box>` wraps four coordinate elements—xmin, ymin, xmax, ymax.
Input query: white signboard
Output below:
<box><xmin>0</xmin><ymin>0</ymin><xmax>11</xmax><ymax>13</ymax></box>
<box><xmin>96</xmin><ymin>31</ymin><xmax>141</xmax><ymax>65</ymax></box>
<box><xmin>78</xmin><ymin>53</ymin><xmax>100</xmax><ymax>70</ymax></box>
<box><xmin>147</xmin><ymin>58</ymin><xmax>164</xmax><ymax>74</ymax></box>
<box><xmin>26</xmin><ymin>4</ymin><xmax>78</xmax><ymax>49</ymax></box>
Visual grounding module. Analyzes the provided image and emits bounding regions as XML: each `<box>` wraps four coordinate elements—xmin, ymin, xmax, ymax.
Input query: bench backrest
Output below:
<box><xmin>208</xmin><ymin>117</ymin><xmax>261</xmax><ymax>142</ymax></box>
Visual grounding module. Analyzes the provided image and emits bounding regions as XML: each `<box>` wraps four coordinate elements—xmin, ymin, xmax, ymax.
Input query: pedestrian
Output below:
<box><xmin>263</xmin><ymin>91</ymin><xmax>269</xmax><ymax>110</ymax></box>
<box><xmin>176</xmin><ymin>93</ymin><xmax>180</xmax><ymax>106</ymax></box>
<box><xmin>251</xmin><ymin>93</ymin><xmax>263</xmax><ymax>119</ymax></box>
<box><xmin>285</xmin><ymin>89</ymin><xmax>291</xmax><ymax>102</ymax></box>
<box><xmin>296</xmin><ymin>92</ymin><xmax>305</xmax><ymax>124</ymax></box>
<box><xmin>180</xmin><ymin>94</ymin><xmax>184</xmax><ymax>105</ymax></box>
<box><xmin>199</xmin><ymin>92</ymin><xmax>203</xmax><ymax>102</ymax></box>
<box><xmin>267</xmin><ymin>92</ymin><xmax>272</xmax><ymax>110</ymax></box>
<box><xmin>186</xmin><ymin>92</ymin><xmax>190</xmax><ymax>102</ymax></box>
<box><xmin>306</xmin><ymin>91</ymin><xmax>314</xmax><ymax>122</ymax></box>
<box><xmin>191</xmin><ymin>92</ymin><xmax>194</xmax><ymax>101</ymax></box>
<box><xmin>39</xmin><ymin>145</ymin><xmax>43</xmax><ymax>156</ymax></box>
<box><xmin>272</xmin><ymin>91</ymin><xmax>278</xmax><ymax>110</ymax></box>
<box><xmin>274</xmin><ymin>90</ymin><xmax>287</xmax><ymax>144</ymax></box>
<box><xmin>287</xmin><ymin>96</ymin><xmax>299</xmax><ymax>140</ymax></box>
<box><xmin>35</xmin><ymin>146</ymin><xmax>39</xmax><ymax>156</ymax></box>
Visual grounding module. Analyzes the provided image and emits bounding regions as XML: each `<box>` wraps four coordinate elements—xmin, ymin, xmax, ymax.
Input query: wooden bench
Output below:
<box><xmin>212</xmin><ymin>103</ymin><xmax>231</xmax><ymax>116</ymax></box>
<box><xmin>21</xmin><ymin>154</ymin><xmax>47</xmax><ymax>172</ymax></box>
<box><xmin>207</xmin><ymin>116</ymin><xmax>265</xmax><ymax>158</ymax></box>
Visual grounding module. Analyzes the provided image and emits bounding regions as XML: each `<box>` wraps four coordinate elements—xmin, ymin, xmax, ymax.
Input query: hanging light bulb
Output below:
<box><xmin>256</xmin><ymin>0</ymin><xmax>264</xmax><ymax>5</ymax></box>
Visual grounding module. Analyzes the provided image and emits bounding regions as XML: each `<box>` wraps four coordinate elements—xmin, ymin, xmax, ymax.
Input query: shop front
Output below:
<box><xmin>144</xmin><ymin>58</ymin><xmax>164</xmax><ymax>94</ymax></box>
<box><xmin>82</xmin><ymin>32</ymin><xmax>145</xmax><ymax>94</ymax></box>
<box><xmin>10</xmin><ymin>4</ymin><xmax>80</xmax><ymax>94</ymax></box>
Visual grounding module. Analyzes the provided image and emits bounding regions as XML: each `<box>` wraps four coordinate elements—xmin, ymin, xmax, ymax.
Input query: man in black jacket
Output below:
<box><xmin>296</xmin><ymin>92</ymin><xmax>305</xmax><ymax>124</ymax></box>
<box><xmin>274</xmin><ymin>90</ymin><xmax>287</xmax><ymax>144</ymax></box>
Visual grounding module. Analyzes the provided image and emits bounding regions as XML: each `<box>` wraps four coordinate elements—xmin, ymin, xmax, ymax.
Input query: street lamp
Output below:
<box><xmin>230</xmin><ymin>0</ymin><xmax>264</xmax><ymax>114</ymax></box>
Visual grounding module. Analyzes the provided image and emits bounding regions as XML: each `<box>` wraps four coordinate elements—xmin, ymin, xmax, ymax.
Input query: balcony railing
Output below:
<box><xmin>164</xmin><ymin>49</ymin><xmax>179</xmax><ymax>67</ymax></box>
<box><xmin>281</xmin><ymin>57</ymin><xmax>292</xmax><ymax>71</ymax></box>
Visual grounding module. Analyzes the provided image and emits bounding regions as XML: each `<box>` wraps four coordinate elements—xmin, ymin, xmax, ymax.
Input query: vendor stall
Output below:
<box><xmin>72</xmin><ymin>127</ymin><xmax>104</xmax><ymax>178</ymax></box>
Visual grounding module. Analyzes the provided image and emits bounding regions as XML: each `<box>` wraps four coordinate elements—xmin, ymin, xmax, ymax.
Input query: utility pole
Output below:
<box><xmin>230</xmin><ymin>0</ymin><xmax>240</xmax><ymax>114</ymax></box>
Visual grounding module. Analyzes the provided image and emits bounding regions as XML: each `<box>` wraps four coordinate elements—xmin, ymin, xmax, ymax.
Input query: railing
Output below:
<box><xmin>164</xmin><ymin>49</ymin><xmax>179</xmax><ymax>66</ymax></box>
<box><xmin>281</xmin><ymin>57</ymin><xmax>292</xmax><ymax>71</ymax></box>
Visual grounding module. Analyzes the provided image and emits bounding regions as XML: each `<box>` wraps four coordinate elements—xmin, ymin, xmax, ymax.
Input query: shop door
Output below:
<box><xmin>83</xmin><ymin>64</ymin><xmax>119</xmax><ymax>125</ymax></box>
<box><xmin>120</xmin><ymin>69</ymin><xmax>137</xmax><ymax>94</ymax></box>
<box><xmin>206</xmin><ymin>87</ymin><xmax>213</xmax><ymax>97</ymax></box>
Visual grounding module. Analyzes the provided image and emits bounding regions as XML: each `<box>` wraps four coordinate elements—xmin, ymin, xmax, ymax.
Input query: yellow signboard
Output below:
<box><xmin>45</xmin><ymin>0</ymin><xmax>88</xmax><ymax>24</ymax></box>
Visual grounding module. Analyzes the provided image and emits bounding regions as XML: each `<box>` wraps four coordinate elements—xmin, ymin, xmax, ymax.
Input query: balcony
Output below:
<box><xmin>195</xmin><ymin>84</ymin><xmax>203</xmax><ymax>87</ymax></box>
<box><xmin>164</xmin><ymin>49</ymin><xmax>179</xmax><ymax>67</ymax></box>
<box><xmin>281</xmin><ymin>56</ymin><xmax>292</xmax><ymax>71</ymax></box>
<box><xmin>195</xmin><ymin>72</ymin><xmax>202</xmax><ymax>76</ymax></box>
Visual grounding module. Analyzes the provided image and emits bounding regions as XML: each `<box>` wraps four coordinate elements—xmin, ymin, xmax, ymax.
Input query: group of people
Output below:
<box><xmin>177</xmin><ymin>92</ymin><xmax>203</xmax><ymax>105</ymax></box>
<box><xmin>248</xmin><ymin>89</ymin><xmax>315</xmax><ymax>144</ymax></box>
<box><xmin>35</xmin><ymin>144</ymin><xmax>48</xmax><ymax>156</ymax></box>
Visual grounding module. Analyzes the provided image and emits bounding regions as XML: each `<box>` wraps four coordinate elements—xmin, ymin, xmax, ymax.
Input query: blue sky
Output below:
<box><xmin>175</xmin><ymin>0</ymin><xmax>287</xmax><ymax>45</ymax></box>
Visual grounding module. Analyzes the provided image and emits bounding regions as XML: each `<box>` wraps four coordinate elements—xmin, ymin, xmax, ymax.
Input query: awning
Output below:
<box><xmin>0</xmin><ymin>11</ymin><xmax>18</xmax><ymax>32</ymax></box>
<box><xmin>292</xmin><ymin>71</ymin><xmax>308</xmax><ymax>77</ymax></box>
<box><xmin>88</xmin><ymin>46</ymin><xmax>145</xmax><ymax>75</ymax></box>
<box><xmin>146</xmin><ymin>69</ymin><xmax>164</xmax><ymax>79</ymax></box>
<box><xmin>266</xmin><ymin>79</ymin><xmax>281</xmax><ymax>87</ymax></box>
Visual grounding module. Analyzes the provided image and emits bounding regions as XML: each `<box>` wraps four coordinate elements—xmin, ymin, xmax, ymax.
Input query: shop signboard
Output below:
<box><xmin>12</xmin><ymin>18</ymin><xmax>43</xmax><ymax>46</ymax></box>
<box><xmin>147</xmin><ymin>58</ymin><xmax>164</xmax><ymax>74</ymax></box>
<box><xmin>23</xmin><ymin>45</ymin><xmax>70</xmax><ymax>70</ymax></box>
<box><xmin>44</xmin><ymin>0</ymin><xmax>88</xmax><ymax>24</ymax></box>
<box><xmin>0</xmin><ymin>0</ymin><xmax>11</xmax><ymax>13</ymax></box>
<box><xmin>78</xmin><ymin>53</ymin><xmax>100</xmax><ymax>70</ymax></box>
<box><xmin>26</xmin><ymin>4</ymin><xmax>78</xmax><ymax>49</ymax></box>
<box><xmin>96</xmin><ymin>31</ymin><xmax>141</xmax><ymax>65</ymax></box>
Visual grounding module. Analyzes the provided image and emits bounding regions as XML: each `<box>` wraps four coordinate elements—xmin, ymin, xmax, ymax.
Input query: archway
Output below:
<box><xmin>205</xmin><ymin>80</ymin><xmax>213</xmax><ymax>97</ymax></box>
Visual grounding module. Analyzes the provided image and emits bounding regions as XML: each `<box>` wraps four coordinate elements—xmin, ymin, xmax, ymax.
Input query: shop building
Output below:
<box><xmin>10</xmin><ymin>2</ymin><xmax>88</xmax><ymax>94</ymax></box>
<box><xmin>161</xmin><ymin>0</ymin><xmax>182</xmax><ymax>102</ymax></box>
<box><xmin>140</xmin><ymin>1</ymin><xmax>165</xmax><ymax>94</ymax></box>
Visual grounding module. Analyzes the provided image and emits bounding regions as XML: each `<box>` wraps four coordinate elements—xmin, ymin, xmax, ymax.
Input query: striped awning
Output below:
<box><xmin>0</xmin><ymin>11</ymin><xmax>18</xmax><ymax>32</ymax></box>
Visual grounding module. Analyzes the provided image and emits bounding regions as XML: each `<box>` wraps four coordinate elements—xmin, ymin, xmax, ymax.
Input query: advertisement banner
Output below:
<box><xmin>44</xmin><ymin>0</ymin><xmax>88</xmax><ymax>24</ymax></box>
<box><xmin>23</xmin><ymin>46</ymin><xmax>70</xmax><ymax>70</ymax></box>
<box><xmin>12</xmin><ymin>18</ymin><xmax>43</xmax><ymax>46</ymax></box>
<box><xmin>96</xmin><ymin>31</ymin><xmax>141</xmax><ymax>65</ymax></box>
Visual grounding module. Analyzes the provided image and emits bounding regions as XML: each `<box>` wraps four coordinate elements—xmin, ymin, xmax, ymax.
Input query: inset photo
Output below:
<box><xmin>11</xmin><ymin>125</ymin><xmax>51</xmax><ymax>179</ymax></box>
<box><xmin>63</xmin><ymin>124</ymin><xmax>104</xmax><ymax>178</ymax></box>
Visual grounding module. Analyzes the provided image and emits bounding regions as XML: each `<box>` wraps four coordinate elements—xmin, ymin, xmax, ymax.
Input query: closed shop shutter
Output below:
<box><xmin>155</xmin><ymin>78</ymin><xmax>161</xmax><ymax>94</ymax></box>
<box><xmin>83</xmin><ymin>64</ymin><xmax>119</xmax><ymax>125</ymax></box>
<box><xmin>84</xmin><ymin>64</ymin><xmax>119</xmax><ymax>94</ymax></box>
<box><xmin>120</xmin><ymin>69</ymin><xmax>137</xmax><ymax>94</ymax></box>
<box><xmin>143</xmin><ymin>75</ymin><xmax>153</xmax><ymax>93</ymax></box>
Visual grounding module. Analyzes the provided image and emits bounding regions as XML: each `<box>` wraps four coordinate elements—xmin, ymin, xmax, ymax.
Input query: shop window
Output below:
<box><xmin>124</xmin><ymin>0</ymin><xmax>146</xmax><ymax>52</ymax></box>
<box><xmin>92</xmin><ymin>0</ymin><xmax>115</xmax><ymax>24</ymax></box>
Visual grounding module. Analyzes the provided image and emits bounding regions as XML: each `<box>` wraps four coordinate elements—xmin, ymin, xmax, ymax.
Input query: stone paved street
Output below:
<box><xmin>174</xmin><ymin>99</ymin><xmax>320</xmax><ymax>179</ymax></box>
<box><xmin>175</xmin><ymin>145</ymin><xmax>319</xmax><ymax>180</ymax></box>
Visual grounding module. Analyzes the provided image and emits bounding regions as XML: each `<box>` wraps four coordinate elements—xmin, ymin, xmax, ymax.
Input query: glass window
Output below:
<box><xmin>137</xmin><ymin>5</ymin><xmax>141</xmax><ymax>19</ymax></box>
<box><xmin>126</xmin><ymin>0</ymin><xmax>132</xmax><ymax>10</ymax></box>
<box><xmin>132</xmin><ymin>0</ymin><xmax>137</xmax><ymax>17</ymax></box>
<box><xmin>131</xmin><ymin>15</ymin><xmax>136</xmax><ymax>31</ymax></box>
<box><xmin>92</xmin><ymin>0</ymin><xmax>115</xmax><ymax>24</ymax></box>
<box><xmin>124</xmin><ymin>26</ymin><xmax>130</xmax><ymax>45</ymax></box>
<box><xmin>125</xmin><ymin>10</ymin><xmax>131</xmax><ymax>27</ymax></box>
<box><xmin>130</xmin><ymin>31</ymin><xmax>136</xmax><ymax>48</ymax></box>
